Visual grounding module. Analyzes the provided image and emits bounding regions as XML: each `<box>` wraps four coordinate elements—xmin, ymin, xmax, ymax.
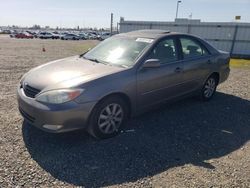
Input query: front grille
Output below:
<box><xmin>19</xmin><ymin>107</ymin><xmax>35</xmax><ymax>123</ymax></box>
<box><xmin>23</xmin><ymin>84</ymin><xmax>41</xmax><ymax>98</ymax></box>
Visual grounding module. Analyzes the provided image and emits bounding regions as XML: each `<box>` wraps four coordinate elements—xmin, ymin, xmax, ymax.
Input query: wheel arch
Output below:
<box><xmin>210</xmin><ymin>72</ymin><xmax>220</xmax><ymax>85</ymax></box>
<box><xmin>90</xmin><ymin>92</ymin><xmax>132</xmax><ymax>119</ymax></box>
<box><xmin>203</xmin><ymin>72</ymin><xmax>220</xmax><ymax>86</ymax></box>
<box><xmin>86</xmin><ymin>92</ymin><xmax>132</xmax><ymax>134</ymax></box>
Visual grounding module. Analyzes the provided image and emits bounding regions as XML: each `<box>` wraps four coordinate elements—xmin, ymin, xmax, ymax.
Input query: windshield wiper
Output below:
<box><xmin>83</xmin><ymin>56</ymin><xmax>109</xmax><ymax>65</ymax></box>
<box><xmin>83</xmin><ymin>57</ymin><xmax>100</xmax><ymax>63</ymax></box>
<box><xmin>83</xmin><ymin>57</ymin><xmax>128</xmax><ymax>68</ymax></box>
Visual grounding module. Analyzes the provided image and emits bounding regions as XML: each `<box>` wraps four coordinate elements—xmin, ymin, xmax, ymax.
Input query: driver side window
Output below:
<box><xmin>148</xmin><ymin>38</ymin><xmax>178</xmax><ymax>64</ymax></box>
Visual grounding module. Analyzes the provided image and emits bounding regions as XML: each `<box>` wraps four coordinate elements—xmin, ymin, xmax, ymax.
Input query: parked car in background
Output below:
<box><xmin>61</xmin><ymin>33</ymin><xmax>80</xmax><ymax>40</ymax></box>
<box><xmin>17</xmin><ymin>30</ymin><xmax>230</xmax><ymax>139</ymax></box>
<box><xmin>38</xmin><ymin>32</ymin><xmax>53</xmax><ymax>39</ymax></box>
<box><xmin>33</xmin><ymin>31</ymin><xmax>41</xmax><ymax>38</ymax></box>
<box><xmin>2</xmin><ymin>29</ymin><xmax>11</xmax><ymax>34</ymax></box>
<box><xmin>79</xmin><ymin>33</ymin><xmax>88</xmax><ymax>40</ymax></box>
<box><xmin>100</xmin><ymin>32</ymin><xmax>111</xmax><ymax>40</ymax></box>
<box><xmin>15</xmin><ymin>32</ymin><xmax>34</xmax><ymax>39</ymax></box>
<box><xmin>51</xmin><ymin>32</ymin><xmax>60</xmax><ymax>39</ymax></box>
<box><xmin>79</xmin><ymin>33</ymin><xmax>89</xmax><ymax>40</ymax></box>
<box><xmin>25</xmin><ymin>30</ymin><xmax>36</xmax><ymax>36</ymax></box>
<box><xmin>87</xmin><ymin>33</ymin><xmax>98</xmax><ymax>40</ymax></box>
<box><xmin>9</xmin><ymin>30</ymin><xmax>18</xmax><ymax>38</ymax></box>
<box><xmin>59</xmin><ymin>32</ymin><xmax>69</xmax><ymax>36</ymax></box>
<box><xmin>10</xmin><ymin>33</ymin><xmax>16</xmax><ymax>38</ymax></box>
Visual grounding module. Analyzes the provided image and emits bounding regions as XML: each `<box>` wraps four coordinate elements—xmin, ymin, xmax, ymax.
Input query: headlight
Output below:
<box><xmin>36</xmin><ymin>89</ymin><xmax>83</xmax><ymax>104</ymax></box>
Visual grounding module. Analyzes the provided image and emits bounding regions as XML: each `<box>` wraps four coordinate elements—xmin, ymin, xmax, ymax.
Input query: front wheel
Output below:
<box><xmin>88</xmin><ymin>96</ymin><xmax>128</xmax><ymax>139</ymax></box>
<box><xmin>201</xmin><ymin>75</ymin><xmax>218</xmax><ymax>101</ymax></box>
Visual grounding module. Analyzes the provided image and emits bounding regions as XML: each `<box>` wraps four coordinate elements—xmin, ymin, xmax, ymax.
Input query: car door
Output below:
<box><xmin>178</xmin><ymin>36</ymin><xmax>212</xmax><ymax>93</ymax></box>
<box><xmin>137</xmin><ymin>37</ymin><xmax>185</xmax><ymax>110</ymax></box>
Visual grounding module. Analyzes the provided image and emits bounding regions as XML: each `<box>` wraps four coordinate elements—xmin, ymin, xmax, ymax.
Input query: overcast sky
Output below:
<box><xmin>0</xmin><ymin>0</ymin><xmax>249</xmax><ymax>28</ymax></box>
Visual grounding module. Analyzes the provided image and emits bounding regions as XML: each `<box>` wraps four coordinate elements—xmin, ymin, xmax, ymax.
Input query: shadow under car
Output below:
<box><xmin>22</xmin><ymin>92</ymin><xmax>250</xmax><ymax>187</ymax></box>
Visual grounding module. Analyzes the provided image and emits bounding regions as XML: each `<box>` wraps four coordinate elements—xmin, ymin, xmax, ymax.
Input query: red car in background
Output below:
<box><xmin>15</xmin><ymin>32</ymin><xmax>34</xmax><ymax>39</ymax></box>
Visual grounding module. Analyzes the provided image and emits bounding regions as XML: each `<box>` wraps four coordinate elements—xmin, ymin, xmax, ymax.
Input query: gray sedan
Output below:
<box><xmin>17</xmin><ymin>30</ymin><xmax>230</xmax><ymax>139</ymax></box>
<box><xmin>61</xmin><ymin>33</ymin><xmax>80</xmax><ymax>40</ymax></box>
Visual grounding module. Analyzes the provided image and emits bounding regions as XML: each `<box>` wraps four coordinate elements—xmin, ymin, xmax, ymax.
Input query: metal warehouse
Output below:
<box><xmin>119</xmin><ymin>18</ymin><xmax>250</xmax><ymax>57</ymax></box>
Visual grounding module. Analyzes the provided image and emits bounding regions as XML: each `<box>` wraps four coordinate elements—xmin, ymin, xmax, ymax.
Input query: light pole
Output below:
<box><xmin>110</xmin><ymin>13</ymin><xmax>113</xmax><ymax>36</ymax></box>
<box><xmin>175</xmin><ymin>1</ymin><xmax>182</xmax><ymax>19</ymax></box>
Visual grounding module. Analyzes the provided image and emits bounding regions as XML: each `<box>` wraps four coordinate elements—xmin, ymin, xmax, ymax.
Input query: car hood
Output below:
<box><xmin>21</xmin><ymin>56</ymin><xmax>123</xmax><ymax>91</ymax></box>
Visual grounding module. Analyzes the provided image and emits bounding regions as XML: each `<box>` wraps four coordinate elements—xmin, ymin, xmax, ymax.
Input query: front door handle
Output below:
<box><xmin>175</xmin><ymin>67</ymin><xmax>182</xmax><ymax>73</ymax></box>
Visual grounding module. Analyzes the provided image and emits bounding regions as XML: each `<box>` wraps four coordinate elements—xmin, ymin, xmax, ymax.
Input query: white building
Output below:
<box><xmin>119</xmin><ymin>18</ymin><xmax>250</xmax><ymax>57</ymax></box>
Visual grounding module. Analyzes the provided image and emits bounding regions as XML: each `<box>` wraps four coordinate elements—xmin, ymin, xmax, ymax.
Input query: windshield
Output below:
<box><xmin>83</xmin><ymin>36</ymin><xmax>152</xmax><ymax>67</ymax></box>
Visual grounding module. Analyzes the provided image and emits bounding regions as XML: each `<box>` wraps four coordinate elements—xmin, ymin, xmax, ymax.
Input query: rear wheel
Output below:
<box><xmin>201</xmin><ymin>75</ymin><xmax>218</xmax><ymax>101</ymax></box>
<box><xmin>88</xmin><ymin>96</ymin><xmax>128</xmax><ymax>139</ymax></box>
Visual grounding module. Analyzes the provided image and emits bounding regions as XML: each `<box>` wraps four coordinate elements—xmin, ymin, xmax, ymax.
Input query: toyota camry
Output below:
<box><xmin>17</xmin><ymin>30</ymin><xmax>230</xmax><ymax>139</ymax></box>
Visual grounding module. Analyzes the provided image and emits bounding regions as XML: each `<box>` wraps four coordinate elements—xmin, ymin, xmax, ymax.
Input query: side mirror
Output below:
<box><xmin>142</xmin><ymin>59</ymin><xmax>161</xmax><ymax>68</ymax></box>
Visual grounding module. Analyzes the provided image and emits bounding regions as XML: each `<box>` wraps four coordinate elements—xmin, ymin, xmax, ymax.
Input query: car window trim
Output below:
<box><xmin>177</xmin><ymin>54</ymin><xmax>212</xmax><ymax>63</ymax></box>
<box><xmin>136</xmin><ymin>36</ymin><xmax>184</xmax><ymax>71</ymax></box>
<box><xmin>183</xmin><ymin>36</ymin><xmax>211</xmax><ymax>55</ymax></box>
<box><xmin>146</xmin><ymin>36</ymin><xmax>180</xmax><ymax>64</ymax></box>
<box><xmin>178</xmin><ymin>35</ymin><xmax>212</xmax><ymax>61</ymax></box>
<box><xmin>158</xmin><ymin>37</ymin><xmax>180</xmax><ymax>65</ymax></box>
<box><xmin>159</xmin><ymin>59</ymin><xmax>182</xmax><ymax>67</ymax></box>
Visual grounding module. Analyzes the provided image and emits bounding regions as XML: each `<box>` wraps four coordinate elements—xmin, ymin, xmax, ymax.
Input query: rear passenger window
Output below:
<box><xmin>148</xmin><ymin>38</ymin><xmax>178</xmax><ymax>64</ymax></box>
<box><xmin>180</xmin><ymin>38</ymin><xmax>208</xmax><ymax>59</ymax></box>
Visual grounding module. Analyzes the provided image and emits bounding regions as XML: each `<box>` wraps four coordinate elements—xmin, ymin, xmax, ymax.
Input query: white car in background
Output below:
<box><xmin>9</xmin><ymin>30</ymin><xmax>18</xmax><ymax>38</ymax></box>
<box><xmin>61</xmin><ymin>33</ymin><xmax>80</xmax><ymax>40</ymax></box>
<box><xmin>51</xmin><ymin>32</ymin><xmax>60</xmax><ymax>39</ymax></box>
<box><xmin>38</xmin><ymin>32</ymin><xmax>53</xmax><ymax>39</ymax></box>
<box><xmin>79</xmin><ymin>33</ymin><xmax>88</xmax><ymax>40</ymax></box>
<box><xmin>87</xmin><ymin>33</ymin><xmax>98</xmax><ymax>40</ymax></box>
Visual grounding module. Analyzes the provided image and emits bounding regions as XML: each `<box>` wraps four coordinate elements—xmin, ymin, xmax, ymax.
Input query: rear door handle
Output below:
<box><xmin>175</xmin><ymin>67</ymin><xmax>182</xmax><ymax>73</ymax></box>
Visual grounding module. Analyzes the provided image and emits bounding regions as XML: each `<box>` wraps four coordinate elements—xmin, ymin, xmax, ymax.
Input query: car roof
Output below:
<box><xmin>118</xmin><ymin>29</ymin><xmax>181</xmax><ymax>39</ymax></box>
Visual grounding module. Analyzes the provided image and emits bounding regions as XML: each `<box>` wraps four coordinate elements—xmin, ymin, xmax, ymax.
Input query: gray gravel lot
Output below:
<box><xmin>0</xmin><ymin>35</ymin><xmax>250</xmax><ymax>187</ymax></box>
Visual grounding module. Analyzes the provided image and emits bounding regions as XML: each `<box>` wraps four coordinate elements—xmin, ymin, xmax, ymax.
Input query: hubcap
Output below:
<box><xmin>204</xmin><ymin>78</ymin><xmax>216</xmax><ymax>98</ymax></box>
<box><xmin>98</xmin><ymin>103</ymin><xmax>123</xmax><ymax>134</ymax></box>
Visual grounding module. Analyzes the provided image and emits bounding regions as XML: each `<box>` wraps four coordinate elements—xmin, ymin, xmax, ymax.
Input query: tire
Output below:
<box><xmin>201</xmin><ymin>75</ymin><xmax>218</xmax><ymax>101</ymax></box>
<box><xmin>88</xmin><ymin>96</ymin><xmax>129</xmax><ymax>139</ymax></box>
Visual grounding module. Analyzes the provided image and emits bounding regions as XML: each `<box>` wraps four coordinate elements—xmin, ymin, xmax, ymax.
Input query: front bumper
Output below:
<box><xmin>17</xmin><ymin>87</ymin><xmax>97</xmax><ymax>133</ymax></box>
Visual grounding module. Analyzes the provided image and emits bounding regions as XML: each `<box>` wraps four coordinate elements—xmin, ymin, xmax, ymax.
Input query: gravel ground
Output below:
<box><xmin>0</xmin><ymin>35</ymin><xmax>250</xmax><ymax>188</ymax></box>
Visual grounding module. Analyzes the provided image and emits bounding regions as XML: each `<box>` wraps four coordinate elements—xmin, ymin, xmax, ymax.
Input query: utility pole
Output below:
<box><xmin>175</xmin><ymin>1</ymin><xmax>182</xmax><ymax>19</ymax></box>
<box><xmin>110</xmin><ymin>13</ymin><xmax>113</xmax><ymax>36</ymax></box>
